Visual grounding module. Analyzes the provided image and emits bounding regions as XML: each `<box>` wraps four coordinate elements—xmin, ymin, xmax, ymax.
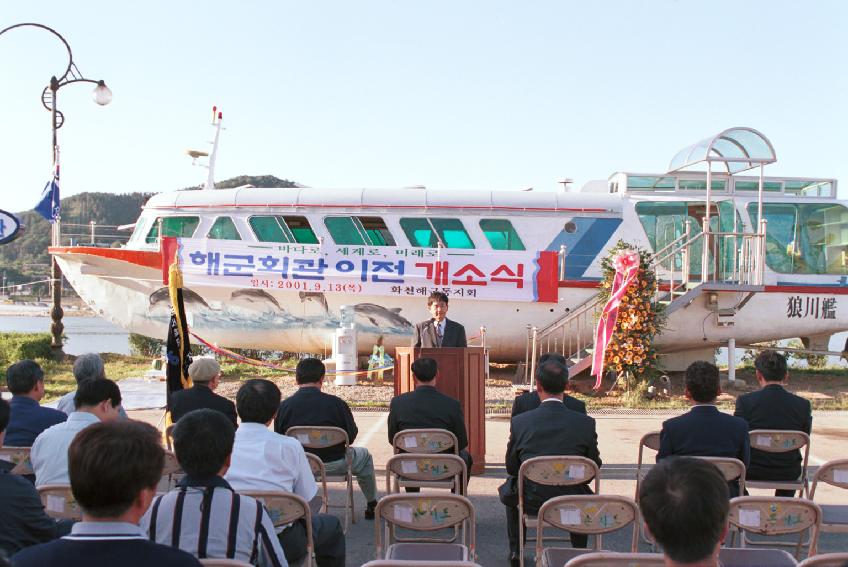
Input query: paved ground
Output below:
<box><xmin>129</xmin><ymin>408</ymin><xmax>848</xmax><ymax>566</ymax></box>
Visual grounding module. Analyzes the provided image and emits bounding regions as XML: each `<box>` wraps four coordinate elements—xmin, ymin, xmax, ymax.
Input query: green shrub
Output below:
<box><xmin>128</xmin><ymin>333</ymin><xmax>164</xmax><ymax>357</ymax></box>
<box><xmin>0</xmin><ymin>332</ymin><xmax>53</xmax><ymax>368</ymax></box>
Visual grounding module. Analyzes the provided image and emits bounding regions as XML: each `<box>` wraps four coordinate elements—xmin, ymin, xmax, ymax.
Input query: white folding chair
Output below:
<box><xmin>38</xmin><ymin>484</ymin><xmax>83</xmax><ymax>521</ymax></box>
<box><xmin>518</xmin><ymin>456</ymin><xmax>601</xmax><ymax>567</ymax></box>
<box><xmin>633</xmin><ymin>432</ymin><xmax>660</xmax><ymax>500</ymax></box>
<box><xmin>306</xmin><ymin>452</ymin><xmax>329</xmax><ymax>514</ymax></box>
<box><xmin>798</xmin><ymin>552</ymin><xmax>848</xmax><ymax>566</ymax></box>
<box><xmin>287</xmin><ymin>426</ymin><xmax>355</xmax><ymax>531</ymax></box>
<box><xmin>374</xmin><ymin>494</ymin><xmax>475</xmax><ymax>563</ymax></box>
<box><xmin>0</xmin><ymin>445</ymin><xmax>33</xmax><ymax>475</ymax></box>
<box><xmin>725</xmin><ymin>496</ymin><xmax>821</xmax><ymax>564</ymax></box>
<box><xmin>563</xmin><ymin>552</ymin><xmax>666</xmax><ymax>566</ymax></box>
<box><xmin>694</xmin><ymin>456</ymin><xmax>747</xmax><ymax>496</ymax></box>
<box><xmin>161</xmin><ymin>449</ymin><xmax>184</xmax><ymax>491</ymax></box>
<box><xmin>809</xmin><ymin>458</ymin><xmax>848</xmax><ymax>537</ymax></box>
<box><xmin>239</xmin><ymin>490</ymin><xmax>313</xmax><ymax>567</ymax></box>
<box><xmin>747</xmin><ymin>430</ymin><xmax>811</xmax><ymax>497</ymax></box>
<box><xmin>386</xmin><ymin>454</ymin><xmax>467</xmax><ymax>497</ymax></box>
<box><xmin>392</xmin><ymin>429</ymin><xmax>459</xmax><ymax>456</ymax></box>
<box><xmin>536</xmin><ymin>495</ymin><xmax>640</xmax><ymax>567</ymax></box>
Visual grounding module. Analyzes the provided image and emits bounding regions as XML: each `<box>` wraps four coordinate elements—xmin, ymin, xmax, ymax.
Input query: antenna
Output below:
<box><xmin>185</xmin><ymin>106</ymin><xmax>224</xmax><ymax>190</ymax></box>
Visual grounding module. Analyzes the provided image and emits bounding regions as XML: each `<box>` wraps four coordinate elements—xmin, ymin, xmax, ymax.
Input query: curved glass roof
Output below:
<box><xmin>668</xmin><ymin>127</ymin><xmax>776</xmax><ymax>174</ymax></box>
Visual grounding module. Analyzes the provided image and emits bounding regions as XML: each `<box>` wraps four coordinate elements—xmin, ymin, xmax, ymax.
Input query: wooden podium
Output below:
<box><xmin>394</xmin><ymin>347</ymin><xmax>486</xmax><ymax>475</ymax></box>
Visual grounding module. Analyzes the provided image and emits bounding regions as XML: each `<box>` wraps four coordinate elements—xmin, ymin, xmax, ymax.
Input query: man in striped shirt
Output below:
<box><xmin>12</xmin><ymin>421</ymin><xmax>200</xmax><ymax>567</ymax></box>
<box><xmin>141</xmin><ymin>409</ymin><xmax>287</xmax><ymax>567</ymax></box>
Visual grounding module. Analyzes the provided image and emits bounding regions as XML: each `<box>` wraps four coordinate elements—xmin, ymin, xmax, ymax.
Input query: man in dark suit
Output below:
<box><xmin>4</xmin><ymin>360</ymin><xmax>66</xmax><ymax>447</ymax></box>
<box><xmin>412</xmin><ymin>291</ymin><xmax>467</xmax><ymax>348</ymax></box>
<box><xmin>168</xmin><ymin>358</ymin><xmax>237</xmax><ymax>427</ymax></box>
<box><xmin>388</xmin><ymin>357</ymin><xmax>472</xmax><ymax>474</ymax></box>
<box><xmin>734</xmin><ymin>350</ymin><xmax>812</xmax><ymax>496</ymax></box>
<box><xmin>499</xmin><ymin>360</ymin><xmax>601</xmax><ymax>566</ymax></box>
<box><xmin>657</xmin><ymin>361</ymin><xmax>750</xmax><ymax>496</ymax></box>
<box><xmin>511</xmin><ymin>353</ymin><xmax>586</xmax><ymax>417</ymax></box>
<box><xmin>275</xmin><ymin>358</ymin><xmax>379</xmax><ymax>519</ymax></box>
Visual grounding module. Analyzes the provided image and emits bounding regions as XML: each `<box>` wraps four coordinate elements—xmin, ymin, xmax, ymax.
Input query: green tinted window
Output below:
<box><xmin>249</xmin><ymin>216</ymin><xmax>318</xmax><ymax>244</ymax></box>
<box><xmin>627</xmin><ymin>176</ymin><xmax>676</xmax><ymax>191</ymax></box>
<box><xmin>325</xmin><ymin>217</ymin><xmax>365</xmax><ymax>245</ymax></box>
<box><xmin>748</xmin><ymin>203</ymin><xmax>848</xmax><ymax>274</ymax></box>
<box><xmin>207</xmin><ymin>217</ymin><xmax>241</xmax><ymax>240</ymax></box>
<box><xmin>400</xmin><ymin>218</ymin><xmax>437</xmax><ymax>248</ymax></box>
<box><xmin>359</xmin><ymin>217</ymin><xmax>396</xmax><ymax>246</ymax></box>
<box><xmin>678</xmin><ymin>179</ymin><xmax>727</xmax><ymax>191</ymax></box>
<box><xmin>432</xmin><ymin>218</ymin><xmax>474</xmax><ymax>249</ymax></box>
<box><xmin>145</xmin><ymin>216</ymin><xmax>200</xmax><ymax>244</ymax></box>
<box><xmin>735</xmin><ymin>180</ymin><xmax>782</xmax><ymax>192</ymax></box>
<box><xmin>480</xmin><ymin>218</ymin><xmax>525</xmax><ymax>250</ymax></box>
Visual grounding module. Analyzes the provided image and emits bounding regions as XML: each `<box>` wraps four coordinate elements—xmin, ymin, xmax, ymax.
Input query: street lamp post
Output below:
<box><xmin>0</xmin><ymin>22</ymin><xmax>111</xmax><ymax>358</ymax></box>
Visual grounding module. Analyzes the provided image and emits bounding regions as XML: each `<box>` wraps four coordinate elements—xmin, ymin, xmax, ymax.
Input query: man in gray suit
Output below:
<box><xmin>412</xmin><ymin>291</ymin><xmax>467</xmax><ymax>348</ymax></box>
<box><xmin>498</xmin><ymin>360</ymin><xmax>601</xmax><ymax>567</ymax></box>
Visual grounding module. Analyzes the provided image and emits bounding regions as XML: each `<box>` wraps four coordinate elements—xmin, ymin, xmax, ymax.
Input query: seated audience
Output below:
<box><xmin>55</xmin><ymin>353</ymin><xmax>127</xmax><ymax>419</ymax></box>
<box><xmin>734</xmin><ymin>349</ymin><xmax>812</xmax><ymax>496</ymax></box>
<box><xmin>657</xmin><ymin>360</ymin><xmax>749</xmax><ymax>496</ymax></box>
<box><xmin>226</xmin><ymin>379</ymin><xmax>345</xmax><ymax>567</ymax></box>
<box><xmin>0</xmin><ymin>399</ymin><xmax>72</xmax><ymax>558</ymax></box>
<box><xmin>388</xmin><ymin>357</ymin><xmax>473</xmax><ymax>474</ymax></box>
<box><xmin>11</xmin><ymin>420</ymin><xmax>201</xmax><ymax>567</ymax></box>
<box><xmin>168</xmin><ymin>358</ymin><xmax>237</xmax><ymax>426</ymax></box>
<box><xmin>274</xmin><ymin>358</ymin><xmax>379</xmax><ymax>519</ymax></box>
<box><xmin>142</xmin><ymin>409</ymin><xmax>287</xmax><ymax>567</ymax></box>
<box><xmin>639</xmin><ymin>456</ymin><xmax>729</xmax><ymax>567</ymax></box>
<box><xmin>4</xmin><ymin>360</ymin><xmax>66</xmax><ymax>447</ymax></box>
<box><xmin>499</xmin><ymin>360</ymin><xmax>602</xmax><ymax>567</ymax></box>
<box><xmin>31</xmin><ymin>379</ymin><xmax>122</xmax><ymax>487</ymax></box>
<box><xmin>511</xmin><ymin>353</ymin><xmax>586</xmax><ymax>417</ymax></box>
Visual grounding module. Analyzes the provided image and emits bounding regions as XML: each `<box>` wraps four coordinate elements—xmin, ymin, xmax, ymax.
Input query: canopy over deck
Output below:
<box><xmin>668</xmin><ymin>127</ymin><xmax>776</xmax><ymax>174</ymax></box>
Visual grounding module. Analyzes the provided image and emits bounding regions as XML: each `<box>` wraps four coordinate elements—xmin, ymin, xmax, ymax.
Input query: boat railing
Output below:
<box><xmin>54</xmin><ymin>221</ymin><xmax>132</xmax><ymax>247</ymax></box>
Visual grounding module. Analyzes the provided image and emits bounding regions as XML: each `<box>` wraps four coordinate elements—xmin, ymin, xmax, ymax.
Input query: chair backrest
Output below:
<box><xmin>385</xmin><ymin>454</ymin><xmax>467</xmax><ymax>494</ymax></box>
<box><xmin>38</xmin><ymin>484</ymin><xmax>83</xmax><ymax>520</ymax></box>
<box><xmin>728</xmin><ymin>496</ymin><xmax>821</xmax><ymax>555</ymax></box>
<box><xmin>693</xmin><ymin>456</ymin><xmax>746</xmax><ymax>495</ymax></box>
<box><xmin>749</xmin><ymin>430</ymin><xmax>810</xmax><ymax>459</ymax></box>
<box><xmin>161</xmin><ymin>450</ymin><xmax>184</xmax><ymax>476</ymax></box>
<box><xmin>198</xmin><ymin>560</ymin><xmax>255</xmax><ymax>567</ymax></box>
<box><xmin>374</xmin><ymin>494</ymin><xmax>475</xmax><ymax>559</ymax></box>
<box><xmin>392</xmin><ymin>429</ymin><xmax>459</xmax><ymax>455</ymax></box>
<box><xmin>362</xmin><ymin>562</ymin><xmax>482</xmax><ymax>567</ymax></box>
<box><xmin>287</xmin><ymin>426</ymin><xmax>350</xmax><ymax>452</ymax></box>
<box><xmin>306</xmin><ymin>452</ymin><xmax>329</xmax><ymax>512</ymax></box>
<box><xmin>164</xmin><ymin>424</ymin><xmax>175</xmax><ymax>451</ymax></box>
<box><xmin>518</xmin><ymin>455</ymin><xmax>601</xmax><ymax>501</ymax></box>
<box><xmin>0</xmin><ymin>446</ymin><xmax>33</xmax><ymax>475</ymax></box>
<box><xmin>239</xmin><ymin>490</ymin><xmax>311</xmax><ymax>530</ymax></box>
<box><xmin>634</xmin><ymin>432</ymin><xmax>660</xmax><ymax>498</ymax></box>
<box><xmin>563</xmin><ymin>552</ymin><xmax>666</xmax><ymax>566</ymax></box>
<box><xmin>537</xmin><ymin>495</ymin><xmax>640</xmax><ymax>553</ymax></box>
<box><xmin>798</xmin><ymin>552</ymin><xmax>848</xmax><ymax>567</ymax></box>
<box><xmin>809</xmin><ymin>458</ymin><xmax>848</xmax><ymax>500</ymax></box>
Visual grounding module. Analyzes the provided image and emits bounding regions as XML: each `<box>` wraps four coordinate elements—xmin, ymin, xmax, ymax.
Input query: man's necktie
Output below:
<box><xmin>436</xmin><ymin>323</ymin><xmax>443</xmax><ymax>347</ymax></box>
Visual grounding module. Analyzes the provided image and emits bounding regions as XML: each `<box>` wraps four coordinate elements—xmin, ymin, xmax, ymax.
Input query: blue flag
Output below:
<box><xmin>35</xmin><ymin>152</ymin><xmax>60</xmax><ymax>222</ymax></box>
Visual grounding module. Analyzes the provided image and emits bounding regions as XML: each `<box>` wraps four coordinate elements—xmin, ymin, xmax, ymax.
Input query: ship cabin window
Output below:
<box><xmin>479</xmin><ymin>219</ymin><xmax>525</xmax><ymax>250</ymax></box>
<box><xmin>627</xmin><ymin>176</ymin><xmax>677</xmax><ymax>192</ymax></box>
<box><xmin>679</xmin><ymin>179</ymin><xmax>727</xmax><ymax>191</ymax></box>
<box><xmin>735</xmin><ymin>180</ymin><xmax>782</xmax><ymax>193</ymax></box>
<box><xmin>144</xmin><ymin>216</ymin><xmax>200</xmax><ymax>244</ymax></box>
<box><xmin>207</xmin><ymin>216</ymin><xmax>242</xmax><ymax>240</ymax></box>
<box><xmin>399</xmin><ymin>217</ymin><xmax>475</xmax><ymax>249</ymax></box>
<box><xmin>748</xmin><ymin>202</ymin><xmax>848</xmax><ymax>275</ymax></box>
<box><xmin>784</xmin><ymin>180</ymin><xmax>835</xmax><ymax>197</ymax></box>
<box><xmin>324</xmin><ymin>216</ymin><xmax>396</xmax><ymax>246</ymax></box>
<box><xmin>249</xmin><ymin>215</ymin><xmax>319</xmax><ymax>244</ymax></box>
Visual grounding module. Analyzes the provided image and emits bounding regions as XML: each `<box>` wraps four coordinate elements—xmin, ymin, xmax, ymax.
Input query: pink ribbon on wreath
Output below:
<box><xmin>591</xmin><ymin>250</ymin><xmax>641</xmax><ymax>389</ymax></box>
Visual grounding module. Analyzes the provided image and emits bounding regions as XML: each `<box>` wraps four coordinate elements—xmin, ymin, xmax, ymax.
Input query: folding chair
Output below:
<box><xmin>386</xmin><ymin>454</ymin><xmax>467</xmax><ymax>497</ymax></box>
<box><xmin>198</xmin><ymin>560</ymin><xmax>254</xmax><ymax>567</ymax></box>
<box><xmin>536</xmin><ymin>495</ymin><xmax>640</xmax><ymax>567</ymax></box>
<box><xmin>362</xmin><ymin>562</ymin><xmax>481</xmax><ymax>567</ymax></box>
<box><xmin>798</xmin><ymin>552</ymin><xmax>848</xmax><ymax>566</ymax></box>
<box><xmin>694</xmin><ymin>456</ymin><xmax>747</xmax><ymax>496</ymax></box>
<box><xmin>239</xmin><ymin>491</ymin><xmax>313</xmax><ymax>567</ymax></box>
<box><xmin>633</xmin><ymin>432</ymin><xmax>660</xmax><ymax>500</ymax></box>
<box><xmin>725</xmin><ymin>495</ymin><xmax>821</xmax><ymax>564</ymax></box>
<box><xmin>306</xmin><ymin>452</ymin><xmax>329</xmax><ymax>514</ymax></box>
<box><xmin>393</xmin><ymin>429</ymin><xmax>459</xmax><ymax>456</ymax></box>
<box><xmin>287</xmin><ymin>426</ymin><xmax>355</xmax><ymax>531</ymax></box>
<box><xmin>747</xmin><ymin>430</ymin><xmax>811</xmax><ymax>497</ymax></box>
<box><xmin>374</xmin><ymin>494</ymin><xmax>475</xmax><ymax>562</ymax></box>
<box><xmin>809</xmin><ymin>458</ymin><xmax>848</xmax><ymax>537</ymax></box>
<box><xmin>0</xmin><ymin>446</ymin><xmax>33</xmax><ymax>475</ymax></box>
<box><xmin>160</xmin><ymin>449</ymin><xmax>184</xmax><ymax>491</ymax></box>
<box><xmin>518</xmin><ymin>456</ymin><xmax>601</xmax><ymax>567</ymax></box>
<box><xmin>563</xmin><ymin>552</ymin><xmax>666</xmax><ymax>566</ymax></box>
<box><xmin>38</xmin><ymin>484</ymin><xmax>82</xmax><ymax>521</ymax></box>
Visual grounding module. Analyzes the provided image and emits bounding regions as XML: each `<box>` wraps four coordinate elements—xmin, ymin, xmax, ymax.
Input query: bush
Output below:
<box><xmin>128</xmin><ymin>333</ymin><xmax>164</xmax><ymax>357</ymax></box>
<box><xmin>0</xmin><ymin>332</ymin><xmax>53</xmax><ymax>368</ymax></box>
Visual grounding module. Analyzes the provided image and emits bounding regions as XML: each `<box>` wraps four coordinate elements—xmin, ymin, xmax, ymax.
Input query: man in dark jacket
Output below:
<box><xmin>657</xmin><ymin>361</ymin><xmax>750</xmax><ymax>497</ymax></box>
<box><xmin>499</xmin><ymin>360</ymin><xmax>601</xmax><ymax>566</ymax></box>
<box><xmin>388</xmin><ymin>357</ymin><xmax>472</xmax><ymax>473</ymax></box>
<box><xmin>168</xmin><ymin>358</ymin><xmax>237</xmax><ymax>427</ymax></box>
<box><xmin>412</xmin><ymin>291</ymin><xmax>467</xmax><ymax>348</ymax></box>
<box><xmin>274</xmin><ymin>358</ymin><xmax>378</xmax><ymax>519</ymax></box>
<box><xmin>734</xmin><ymin>350</ymin><xmax>812</xmax><ymax>496</ymax></box>
<box><xmin>511</xmin><ymin>353</ymin><xmax>586</xmax><ymax>417</ymax></box>
<box><xmin>4</xmin><ymin>360</ymin><xmax>66</xmax><ymax>447</ymax></box>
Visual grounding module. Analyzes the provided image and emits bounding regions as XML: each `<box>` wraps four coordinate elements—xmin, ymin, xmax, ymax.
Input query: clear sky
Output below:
<box><xmin>1</xmin><ymin>1</ymin><xmax>846</xmax><ymax>215</ymax></box>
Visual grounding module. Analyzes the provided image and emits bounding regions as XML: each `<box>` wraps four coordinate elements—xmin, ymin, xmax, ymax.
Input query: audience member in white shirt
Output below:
<box><xmin>225</xmin><ymin>379</ymin><xmax>345</xmax><ymax>567</ymax></box>
<box><xmin>31</xmin><ymin>379</ymin><xmax>122</xmax><ymax>487</ymax></box>
<box><xmin>54</xmin><ymin>353</ymin><xmax>128</xmax><ymax>419</ymax></box>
